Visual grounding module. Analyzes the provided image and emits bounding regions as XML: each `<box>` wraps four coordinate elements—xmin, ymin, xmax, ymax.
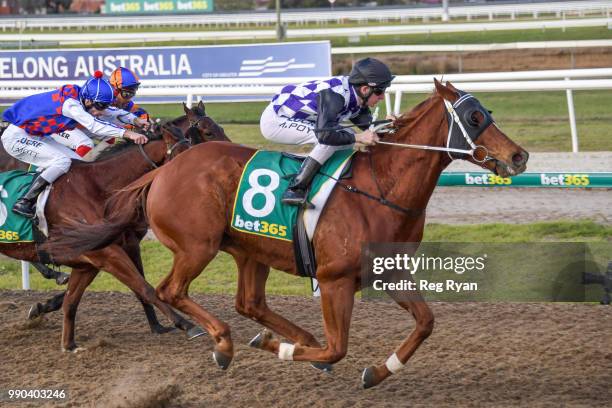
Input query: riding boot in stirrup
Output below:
<box><xmin>282</xmin><ymin>157</ymin><xmax>322</xmax><ymax>206</ymax></box>
<box><xmin>12</xmin><ymin>175</ymin><xmax>50</xmax><ymax>219</ymax></box>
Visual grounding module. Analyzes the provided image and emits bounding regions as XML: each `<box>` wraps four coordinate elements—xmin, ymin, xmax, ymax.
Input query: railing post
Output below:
<box><xmin>384</xmin><ymin>91</ymin><xmax>392</xmax><ymax>116</ymax></box>
<box><xmin>393</xmin><ymin>90</ymin><xmax>403</xmax><ymax>115</ymax></box>
<box><xmin>21</xmin><ymin>261</ymin><xmax>30</xmax><ymax>290</ymax></box>
<box><xmin>186</xmin><ymin>93</ymin><xmax>193</xmax><ymax>108</ymax></box>
<box><xmin>565</xmin><ymin>78</ymin><xmax>579</xmax><ymax>153</ymax></box>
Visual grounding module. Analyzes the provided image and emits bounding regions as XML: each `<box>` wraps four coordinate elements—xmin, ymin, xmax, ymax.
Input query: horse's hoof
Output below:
<box><xmin>27</xmin><ymin>303</ymin><xmax>42</xmax><ymax>320</ymax></box>
<box><xmin>186</xmin><ymin>325</ymin><xmax>206</xmax><ymax>340</ymax></box>
<box><xmin>55</xmin><ymin>273</ymin><xmax>70</xmax><ymax>285</ymax></box>
<box><xmin>248</xmin><ymin>329</ymin><xmax>271</xmax><ymax>349</ymax></box>
<box><xmin>361</xmin><ymin>366</ymin><xmax>379</xmax><ymax>389</ymax></box>
<box><xmin>62</xmin><ymin>345</ymin><xmax>86</xmax><ymax>354</ymax></box>
<box><xmin>212</xmin><ymin>350</ymin><xmax>232</xmax><ymax>370</ymax></box>
<box><xmin>151</xmin><ymin>325</ymin><xmax>176</xmax><ymax>335</ymax></box>
<box><xmin>311</xmin><ymin>362</ymin><xmax>333</xmax><ymax>373</ymax></box>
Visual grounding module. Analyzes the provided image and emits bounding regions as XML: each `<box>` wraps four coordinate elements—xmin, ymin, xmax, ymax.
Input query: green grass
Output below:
<box><xmin>0</xmin><ymin>221</ymin><xmax>609</xmax><ymax>295</ymax></box>
<box><xmin>7</xmin><ymin>25</ymin><xmax>612</xmax><ymax>50</ymax></box>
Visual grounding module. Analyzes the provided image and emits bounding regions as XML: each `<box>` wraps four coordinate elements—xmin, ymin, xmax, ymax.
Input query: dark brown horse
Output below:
<box><xmin>6</xmin><ymin>101</ymin><xmax>229</xmax><ymax>329</ymax></box>
<box><xmin>0</xmin><ymin>125</ymin><xmax>212</xmax><ymax>351</ymax></box>
<box><xmin>46</xmin><ymin>81</ymin><xmax>529</xmax><ymax>386</ymax></box>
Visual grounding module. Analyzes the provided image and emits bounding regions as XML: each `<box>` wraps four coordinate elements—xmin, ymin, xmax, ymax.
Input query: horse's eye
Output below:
<box><xmin>467</xmin><ymin>110</ymin><xmax>483</xmax><ymax>127</ymax></box>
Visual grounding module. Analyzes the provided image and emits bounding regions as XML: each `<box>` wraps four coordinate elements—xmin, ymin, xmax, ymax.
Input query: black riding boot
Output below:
<box><xmin>12</xmin><ymin>175</ymin><xmax>50</xmax><ymax>219</ymax></box>
<box><xmin>282</xmin><ymin>157</ymin><xmax>322</xmax><ymax>206</ymax></box>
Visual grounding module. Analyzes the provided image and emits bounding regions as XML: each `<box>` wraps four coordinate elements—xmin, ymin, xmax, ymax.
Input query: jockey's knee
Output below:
<box><xmin>40</xmin><ymin>157</ymin><xmax>71</xmax><ymax>183</ymax></box>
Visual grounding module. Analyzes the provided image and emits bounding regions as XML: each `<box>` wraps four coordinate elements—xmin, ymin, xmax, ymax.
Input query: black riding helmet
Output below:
<box><xmin>348</xmin><ymin>58</ymin><xmax>395</xmax><ymax>107</ymax></box>
<box><xmin>348</xmin><ymin>57</ymin><xmax>395</xmax><ymax>89</ymax></box>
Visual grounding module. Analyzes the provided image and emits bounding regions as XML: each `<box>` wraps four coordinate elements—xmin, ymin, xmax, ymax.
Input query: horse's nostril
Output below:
<box><xmin>512</xmin><ymin>152</ymin><xmax>525</xmax><ymax>166</ymax></box>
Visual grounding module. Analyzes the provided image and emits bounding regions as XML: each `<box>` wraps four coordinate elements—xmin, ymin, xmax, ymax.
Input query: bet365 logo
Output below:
<box><xmin>0</xmin><ymin>185</ymin><xmax>8</xmax><ymax>226</ymax></box>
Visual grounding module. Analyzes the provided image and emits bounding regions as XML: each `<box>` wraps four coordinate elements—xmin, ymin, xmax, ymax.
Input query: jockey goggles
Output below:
<box><xmin>371</xmin><ymin>86</ymin><xmax>387</xmax><ymax>96</ymax></box>
<box><xmin>118</xmin><ymin>87</ymin><xmax>138</xmax><ymax>99</ymax></box>
<box><xmin>92</xmin><ymin>101</ymin><xmax>111</xmax><ymax>110</ymax></box>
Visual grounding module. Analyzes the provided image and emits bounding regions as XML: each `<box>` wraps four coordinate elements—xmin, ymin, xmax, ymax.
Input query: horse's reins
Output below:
<box><xmin>315</xmin><ymin>96</ymin><xmax>495</xmax><ymax>216</ymax></box>
<box><xmin>137</xmin><ymin>127</ymin><xmax>190</xmax><ymax>169</ymax></box>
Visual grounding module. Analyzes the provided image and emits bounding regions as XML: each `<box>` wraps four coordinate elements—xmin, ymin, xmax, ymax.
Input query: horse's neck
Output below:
<box><xmin>371</xmin><ymin>97</ymin><xmax>450</xmax><ymax>225</ymax></box>
<box><xmin>89</xmin><ymin>141</ymin><xmax>165</xmax><ymax>193</ymax></box>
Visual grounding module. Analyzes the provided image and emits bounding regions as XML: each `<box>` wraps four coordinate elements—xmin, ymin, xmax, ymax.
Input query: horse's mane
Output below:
<box><xmin>389</xmin><ymin>93</ymin><xmax>441</xmax><ymax>142</ymax></box>
<box><xmin>96</xmin><ymin>130</ymin><xmax>163</xmax><ymax>161</ymax></box>
<box><xmin>167</xmin><ymin>114</ymin><xmax>188</xmax><ymax>126</ymax></box>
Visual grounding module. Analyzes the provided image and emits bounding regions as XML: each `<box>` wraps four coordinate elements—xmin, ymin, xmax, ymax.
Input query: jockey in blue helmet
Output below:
<box><xmin>1</xmin><ymin>71</ymin><xmax>148</xmax><ymax>218</ymax></box>
<box><xmin>49</xmin><ymin>70</ymin><xmax>150</xmax><ymax>159</ymax></box>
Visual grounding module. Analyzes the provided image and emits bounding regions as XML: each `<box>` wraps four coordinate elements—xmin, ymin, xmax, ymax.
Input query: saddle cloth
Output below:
<box><xmin>231</xmin><ymin>149</ymin><xmax>355</xmax><ymax>242</ymax></box>
<box><xmin>0</xmin><ymin>170</ymin><xmax>52</xmax><ymax>243</ymax></box>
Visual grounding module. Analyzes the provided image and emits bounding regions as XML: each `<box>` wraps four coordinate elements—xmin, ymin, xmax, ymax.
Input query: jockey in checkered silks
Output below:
<box><xmin>260</xmin><ymin>57</ymin><xmax>394</xmax><ymax>206</ymax></box>
<box><xmin>1</xmin><ymin>71</ymin><xmax>149</xmax><ymax>219</ymax></box>
<box><xmin>48</xmin><ymin>67</ymin><xmax>150</xmax><ymax>161</ymax></box>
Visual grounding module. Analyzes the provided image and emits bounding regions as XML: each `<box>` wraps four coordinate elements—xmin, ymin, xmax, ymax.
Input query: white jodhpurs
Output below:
<box><xmin>50</xmin><ymin>127</ymin><xmax>95</xmax><ymax>157</ymax></box>
<box><xmin>260</xmin><ymin>103</ymin><xmax>354</xmax><ymax>165</ymax></box>
<box><xmin>1</xmin><ymin>124</ymin><xmax>81</xmax><ymax>183</ymax></box>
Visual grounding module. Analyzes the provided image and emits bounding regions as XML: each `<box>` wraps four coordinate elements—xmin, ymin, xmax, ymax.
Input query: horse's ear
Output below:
<box><xmin>445</xmin><ymin>81</ymin><xmax>459</xmax><ymax>92</ymax></box>
<box><xmin>182</xmin><ymin>102</ymin><xmax>191</xmax><ymax>116</ymax></box>
<box><xmin>198</xmin><ymin>100</ymin><xmax>206</xmax><ymax>115</ymax></box>
<box><xmin>434</xmin><ymin>78</ymin><xmax>457</xmax><ymax>101</ymax></box>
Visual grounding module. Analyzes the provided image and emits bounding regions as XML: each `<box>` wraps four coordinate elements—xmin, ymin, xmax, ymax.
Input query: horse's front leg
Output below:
<box><xmin>86</xmin><ymin>245</ymin><xmax>196</xmax><ymax>336</ymax></box>
<box><xmin>361</xmin><ymin>290</ymin><xmax>434</xmax><ymax>389</ymax></box>
<box><xmin>27</xmin><ymin>291</ymin><xmax>66</xmax><ymax>320</ymax></box>
<box><xmin>234</xmin><ymin>255</ymin><xmax>331</xmax><ymax>371</ymax></box>
<box><xmin>251</xmin><ymin>275</ymin><xmax>355</xmax><ymax>366</ymax></box>
<box><xmin>61</xmin><ymin>267</ymin><xmax>98</xmax><ymax>352</ymax></box>
<box><xmin>122</xmin><ymin>233</ymin><xmax>178</xmax><ymax>335</ymax></box>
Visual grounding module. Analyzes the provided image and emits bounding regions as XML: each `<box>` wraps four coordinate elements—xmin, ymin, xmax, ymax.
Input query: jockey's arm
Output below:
<box><xmin>315</xmin><ymin>89</ymin><xmax>356</xmax><ymax>146</ymax></box>
<box><xmin>97</xmin><ymin>106</ymin><xmax>139</xmax><ymax>127</ymax></box>
<box><xmin>350</xmin><ymin>106</ymin><xmax>373</xmax><ymax>131</ymax></box>
<box><xmin>62</xmin><ymin>101</ymin><xmax>148</xmax><ymax>148</ymax></box>
<box><xmin>62</xmin><ymin>98</ymin><xmax>126</xmax><ymax>139</ymax></box>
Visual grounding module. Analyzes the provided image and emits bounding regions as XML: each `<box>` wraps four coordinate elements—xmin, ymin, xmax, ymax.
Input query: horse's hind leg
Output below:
<box><xmin>123</xmin><ymin>234</ymin><xmax>179</xmax><ymax>335</ymax></box>
<box><xmin>61</xmin><ymin>267</ymin><xmax>98</xmax><ymax>352</ymax></box>
<box><xmin>27</xmin><ymin>291</ymin><xmax>66</xmax><ymax>320</ymax></box>
<box><xmin>156</xmin><ymin>246</ymin><xmax>234</xmax><ymax>369</ymax></box>
<box><xmin>86</xmin><ymin>245</ymin><xmax>194</xmax><ymax>335</ymax></box>
<box><xmin>233</xmin><ymin>255</ymin><xmax>329</xmax><ymax>370</ymax></box>
<box><xmin>361</xmin><ymin>291</ymin><xmax>434</xmax><ymax>389</ymax></box>
<box><xmin>250</xmin><ymin>275</ymin><xmax>356</xmax><ymax>368</ymax></box>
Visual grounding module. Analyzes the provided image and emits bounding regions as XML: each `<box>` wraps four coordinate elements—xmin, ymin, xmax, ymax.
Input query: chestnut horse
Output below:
<box><xmin>47</xmin><ymin>81</ymin><xmax>529</xmax><ymax>386</ymax></box>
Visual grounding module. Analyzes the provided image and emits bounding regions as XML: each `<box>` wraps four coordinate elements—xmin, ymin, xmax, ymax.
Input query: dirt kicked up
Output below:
<box><xmin>0</xmin><ymin>290</ymin><xmax>610</xmax><ymax>408</ymax></box>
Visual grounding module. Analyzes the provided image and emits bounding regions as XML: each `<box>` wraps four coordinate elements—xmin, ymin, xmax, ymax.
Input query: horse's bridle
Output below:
<box><xmin>376</xmin><ymin>92</ymin><xmax>495</xmax><ymax>164</ymax></box>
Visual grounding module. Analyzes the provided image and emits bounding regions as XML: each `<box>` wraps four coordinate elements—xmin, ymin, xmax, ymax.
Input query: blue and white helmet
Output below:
<box><xmin>79</xmin><ymin>70</ymin><xmax>114</xmax><ymax>105</ymax></box>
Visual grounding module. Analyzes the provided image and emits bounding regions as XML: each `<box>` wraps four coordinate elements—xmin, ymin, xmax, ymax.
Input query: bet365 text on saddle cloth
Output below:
<box><xmin>0</xmin><ymin>170</ymin><xmax>36</xmax><ymax>243</ymax></box>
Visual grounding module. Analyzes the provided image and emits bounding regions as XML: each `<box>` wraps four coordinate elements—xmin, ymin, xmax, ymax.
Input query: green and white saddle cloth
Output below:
<box><xmin>0</xmin><ymin>170</ymin><xmax>38</xmax><ymax>243</ymax></box>
<box><xmin>231</xmin><ymin>150</ymin><xmax>355</xmax><ymax>242</ymax></box>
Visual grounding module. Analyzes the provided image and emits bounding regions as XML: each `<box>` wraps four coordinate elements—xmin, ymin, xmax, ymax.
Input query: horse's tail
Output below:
<box><xmin>44</xmin><ymin>168</ymin><xmax>162</xmax><ymax>257</ymax></box>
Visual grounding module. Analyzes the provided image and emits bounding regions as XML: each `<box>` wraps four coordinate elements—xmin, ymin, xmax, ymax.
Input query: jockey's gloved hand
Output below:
<box><xmin>134</xmin><ymin>117</ymin><xmax>152</xmax><ymax>131</ymax></box>
<box><xmin>124</xmin><ymin>130</ymin><xmax>148</xmax><ymax>145</ymax></box>
<box><xmin>355</xmin><ymin>130</ymin><xmax>379</xmax><ymax>147</ymax></box>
